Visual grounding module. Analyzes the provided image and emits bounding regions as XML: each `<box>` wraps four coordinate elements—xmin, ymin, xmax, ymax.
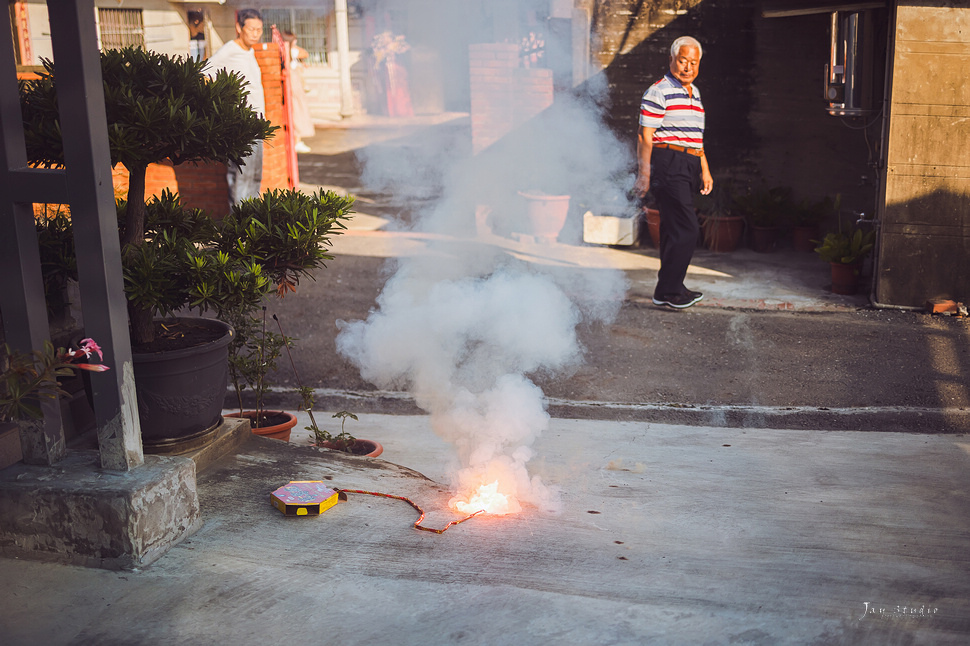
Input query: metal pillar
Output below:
<box><xmin>0</xmin><ymin>6</ymin><xmax>67</xmax><ymax>466</ymax></box>
<box><xmin>0</xmin><ymin>1</ymin><xmax>142</xmax><ymax>470</ymax></box>
<box><xmin>47</xmin><ymin>0</ymin><xmax>143</xmax><ymax>471</ymax></box>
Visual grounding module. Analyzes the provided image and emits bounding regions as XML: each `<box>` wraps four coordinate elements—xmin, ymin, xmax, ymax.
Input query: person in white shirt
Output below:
<box><xmin>205</xmin><ymin>8</ymin><xmax>265</xmax><ymax>208</ymax></box>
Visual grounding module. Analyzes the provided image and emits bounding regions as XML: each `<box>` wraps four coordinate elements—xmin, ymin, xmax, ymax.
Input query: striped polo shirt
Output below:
<box><xmin>639</xmin><ymin>73</ymin><xmax>705</xmax><ymax>150</ymax></box>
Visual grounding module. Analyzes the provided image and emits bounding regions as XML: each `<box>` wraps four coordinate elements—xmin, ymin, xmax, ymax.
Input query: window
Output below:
<box><xmin>259</xmin><ymin>7</ymin><xmax>330</xmax><ymax>65</ymax></box>
<box><xmin>98</xmin><ymin>8</ymin><xmax>145</xmax><ymax>50</ymax></box>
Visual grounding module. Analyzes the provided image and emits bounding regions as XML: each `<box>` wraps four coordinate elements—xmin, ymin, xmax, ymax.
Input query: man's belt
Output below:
<box><xmin>653</xmin><ymin>143</ymin><xmax>704</xmax><ymax>157</ymax></box>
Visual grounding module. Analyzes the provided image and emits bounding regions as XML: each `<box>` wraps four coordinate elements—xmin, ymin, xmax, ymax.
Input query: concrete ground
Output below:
<box><xmin>2</xmin><ymin>115</ymin><xmax>969</xmax><ymax>645</ymax></box>
<box><xmin>2</xmin><ymin>416</ymin><xmax>970</xmax><ymax>644</ymax></box>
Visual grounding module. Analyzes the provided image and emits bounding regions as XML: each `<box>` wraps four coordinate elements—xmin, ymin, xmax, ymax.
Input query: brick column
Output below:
<box><xmin>255</xmin><ymin>45</ymin><xmax>290</xmax><ymax>193</ymax></box>
<box><xmin>469</xmin><ymin>43</ymin><xmax>555</xmax><ymax>154</ymax></box>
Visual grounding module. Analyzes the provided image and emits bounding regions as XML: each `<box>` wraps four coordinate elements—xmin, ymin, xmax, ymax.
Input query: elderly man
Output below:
<box><xmin>635</xmin><ymin>36</ymin><xmax>713</xmax><ymax>309</ymax></box>
<box><xmin>205</xmin><ymin>8</ymin><xmax>265</xmax><ymax>207</ymax></box>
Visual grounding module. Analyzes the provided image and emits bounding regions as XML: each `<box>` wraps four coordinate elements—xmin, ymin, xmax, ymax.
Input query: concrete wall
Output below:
<box><xmin>875</xmin><ymin>1</ymin><xmax>970</xmax><ymax>306</ymax></box>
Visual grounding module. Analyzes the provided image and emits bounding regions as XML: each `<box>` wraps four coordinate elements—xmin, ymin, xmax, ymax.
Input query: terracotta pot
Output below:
<box><xmin>517</xmin><ymin>191</ymin><xmax>570</xmax><ymax>241</ymax></box>
<box><xmin>699</xmin><ymin>214</ymin><xmax>745</xmax><ymax>252</ymax></box>
<box><xmin>830</xmin><ymin>261</ymin><xmax>862</xmax><ymax>295</ymax></box>
<box><xmin>643</xmin><ymin>207</ymin><xmax>661</xmax><ymax>248</ymax></box>
<box><xmin>225</xmin><ymin>410</ymin><xmax>297</xmax><ymax>442</ymax></box>
<box><xmin>792</xmin><ymin>225</ymin><xmax>818</xmax><ymax>253</ymax></box>
<box><xmin>749</xmin><ymin>225</ymin><xmax>779</xmax><ymax>253</ymax></box>
<box><xmin>319</xmin><ymin>438</ymin><xmax>383</xmax><ymax>458</ymax></box>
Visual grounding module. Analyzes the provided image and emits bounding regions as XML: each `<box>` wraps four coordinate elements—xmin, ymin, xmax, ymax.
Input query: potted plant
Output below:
<box><xmin>224</xmin><ymin>307</ymin><xmax>297</xmax><ymax>442</ymax></box>
<box><xmin>21</xmin><ymin>49</ymin><xmax>355</xmax><ymax>451</ymax></box>
<box><xmin>21</xmin><ymin>48</ymin><xmax>275</xmax><ymax>345</ymax></box>
<box><xmin>814</xmin><ymin>226</ymin><xmax>876</xmax><ymax>295</ymax></box>
<box><xmin>636</xmin><ymin>192</ymin><xmax>662</xmax><ymax>248</ymax></box>
<box><xmin>275</xmin><ymin>322</ymin><xmax>382</xmax><ymax>457</ymax></box>
<box><xmin>517</xmin><ymin>191</ymin><xmax>571</xmax><ymax>241</ymax></box>
<box><xmin>696</xmin><ymin>181</ymin><xmax>744</xmax><ymax>252</ymax></box>
<box><xmin>514</xmin><ymin>161</ymin><xmax>572</xmax><ymax>242</ymax></box>
<box><xmin>306</xmin><ymin>409</ymin><xmax>383</xmax><ymax>458</ymax></box>
<box><xmin>1</xmin><ymin>339</ymin><xmax>110</xmax><ymax>468</ymax></box>
<box><xmin>791</xmin><ymin>194</ymin><xmax>839</xmax><ymax>253</ymax></box>
<box><xmin>732</xmin><ymin>185</ymin><xmax>792</xmax><ymax>253</ymax></box>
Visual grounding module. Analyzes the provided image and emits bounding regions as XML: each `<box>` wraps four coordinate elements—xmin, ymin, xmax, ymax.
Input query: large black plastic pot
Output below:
<box><xmin>132</xmin><ymin>318</ymin><xmax>234</xmax><ymax>454</ymax></box>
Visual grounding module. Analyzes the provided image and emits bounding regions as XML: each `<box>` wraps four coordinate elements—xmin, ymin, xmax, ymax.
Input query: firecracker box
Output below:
<box><xmin>271</xmin><ymin>481</ymin><xmax>342</xmax><ymax>516</ymax></box>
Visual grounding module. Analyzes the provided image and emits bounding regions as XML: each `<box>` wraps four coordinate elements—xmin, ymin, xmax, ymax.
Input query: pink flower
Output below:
<box><xmin>73</xmin><ymin>363</ymin><xmax>110</xmax><ymax>372</ymax></box>
<box><xmin>78</xmin><ymin>338</ymin><xmax>104</xmax><ymax>361</ymax></box>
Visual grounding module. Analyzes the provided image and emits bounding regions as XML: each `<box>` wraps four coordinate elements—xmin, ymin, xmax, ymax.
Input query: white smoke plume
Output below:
<box><xmin>337</xmin><ymin>88</ymin><xmax>632</xmax><ymax>515</ymax></box>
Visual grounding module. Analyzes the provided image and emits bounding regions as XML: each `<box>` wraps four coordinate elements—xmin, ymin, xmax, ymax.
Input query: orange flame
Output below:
<box><xmin>451</xmin><ymin>480</ymin><xmax>521</xmax><ymax>516</ymax></box>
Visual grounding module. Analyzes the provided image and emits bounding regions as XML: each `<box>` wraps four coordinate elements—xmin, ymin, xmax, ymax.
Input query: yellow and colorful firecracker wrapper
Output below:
<box><xmin>271</xmin><ymin>481</ymin><xmax>343</xmax><ymax>516</ymax></box>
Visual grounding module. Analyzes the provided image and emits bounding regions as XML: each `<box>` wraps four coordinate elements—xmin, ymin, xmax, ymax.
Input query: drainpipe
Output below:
<box><xmin>868</xmin><ymin>1</ymin><xmax>919</xmax><ymax>310</ymax></box>
<box><xmin>335</xmin><ymin>0</ymin><xmax>354</xmax><ymax>118</ymax></box>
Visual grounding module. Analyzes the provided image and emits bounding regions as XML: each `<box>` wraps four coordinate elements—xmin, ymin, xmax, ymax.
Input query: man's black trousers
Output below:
<box><xmin>650</xmin><ymin>147</ymin><xmax>702</xmax><ymax>298</ymax></box>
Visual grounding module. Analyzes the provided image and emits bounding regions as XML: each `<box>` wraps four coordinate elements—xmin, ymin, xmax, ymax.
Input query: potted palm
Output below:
<box><xmin>814</xmin><ymin>226</ymin><xmax>876</xmax><ymax>295</ymax></box>
<box><xmin>21</xmin><ymin>48</ymin><xmax>354</xmax><ymax>451</ymax></box>
<box><xmin>696</xmin><ymin>181</ymin><xmax>744</xmax><ymax>252</ymax></box>
<box><xmin>792</xmin><ymin>194</ymin><xmax>839</xmax><ymax>253</ymax></box>
<box><xmin>733</xmin><ymin>185</ymin><xmax>792</xmax><ymax>253</ymax></box>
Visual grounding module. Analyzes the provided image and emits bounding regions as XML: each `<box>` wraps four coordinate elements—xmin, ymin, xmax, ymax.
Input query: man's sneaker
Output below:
<box><xmin>652</xmin><ymin>291</ymin><xmax>703</xmax><ymax>309</ymax></box>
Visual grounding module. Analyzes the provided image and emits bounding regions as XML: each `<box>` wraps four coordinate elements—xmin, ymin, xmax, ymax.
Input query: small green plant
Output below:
<box><xmin>1</xmin><ymin>339</ymin><xmax>110</xmax><ymax>422</ymax></box>
<box><xmin>732</xmin><ymin>185</ymin><xmax>793</xmax><ymax>228</ymax></box>
<box><xmin>227</xmin><ymin>306</ymin><xmax>293</xmax><ymax>426</ymax></box>
<box><xmin>274</xmin><ymin>314</ymin><xmax>359</xmax><ymax>453</ymax></box>
<box><xmin>306</xmin><ymin>409</ymin><xmax>358</xmax><ymax>450</ymax></box>
<box><xmin>814</xmin><ymin>228</ymin><xmax>876</xmax><ymax>264</ymax></box>
<box><xmin>793</xmin><ymin>194</ymin><xmax>840</xmax><ymax>228</ymax></box>
<box><xmin>814</xmin><ymin>198</ymin><xmax>875</xmax><ymax>265</ymax></box>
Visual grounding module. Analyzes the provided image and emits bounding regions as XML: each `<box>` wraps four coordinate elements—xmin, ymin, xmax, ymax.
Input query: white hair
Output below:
<box><xmin>670</xmin><ymin>36</ymin><xmax>702</xmax><ymax>59</ymax></box>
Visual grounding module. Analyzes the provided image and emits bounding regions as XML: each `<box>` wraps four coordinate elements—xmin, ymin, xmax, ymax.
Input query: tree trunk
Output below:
<box><xmin>122</xmin><ymin>163</ymin><xmax>151</xmax><ymax>345</ymax></box>
<box><xmin>128</xmin><ymin>302</ymin><xmax>154</xmax><ymax>347</ymax></box>
<box><xmin>121</xmin><ymin>163</ymin><xmax>148</xmax><ymax>251</ymax></box>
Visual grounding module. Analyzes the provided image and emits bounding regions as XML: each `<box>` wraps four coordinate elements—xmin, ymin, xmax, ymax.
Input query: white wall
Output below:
<box><xmin>21</xmin><ymin>0</ymin><xmax>239</xmax><ymax>61</ymax></box>
<box><xmin>24</xmin><ymin>1</ymin><xmax>52</xmax><ymax>62</ymax></box>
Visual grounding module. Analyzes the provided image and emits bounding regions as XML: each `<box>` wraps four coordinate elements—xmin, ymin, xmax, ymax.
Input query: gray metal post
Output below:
<box><xmin>47</xmin><ymin>0</ymin><xmax>143</xmax><ymax>470</ymax></box>
<box><xmin>0</xmin><ymin>7</ymin><xmax>67</xmax><ymax>465</ymax></box>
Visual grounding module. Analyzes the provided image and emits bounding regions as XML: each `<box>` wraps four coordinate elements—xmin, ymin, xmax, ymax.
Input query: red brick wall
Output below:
<box><xmin>469</xmin><ymin>43</ymin><xmax>554</xmax><ymax>155</ymax></box>
<box><xmin>111</xmin><ymin>44</ymin><xmax>292</xmax><ymax>218</ymax></box>
<box><xmin>112</xmin><ymin>161</ymin><xmax>229</xmax><ymax>216</ymax></box>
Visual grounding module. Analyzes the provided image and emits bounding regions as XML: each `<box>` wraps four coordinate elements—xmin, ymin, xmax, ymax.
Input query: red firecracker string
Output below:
<box><xmin>334</xmin><ymin>488</ymin><xmax>484</xmax><ymax>534</ymax></box>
